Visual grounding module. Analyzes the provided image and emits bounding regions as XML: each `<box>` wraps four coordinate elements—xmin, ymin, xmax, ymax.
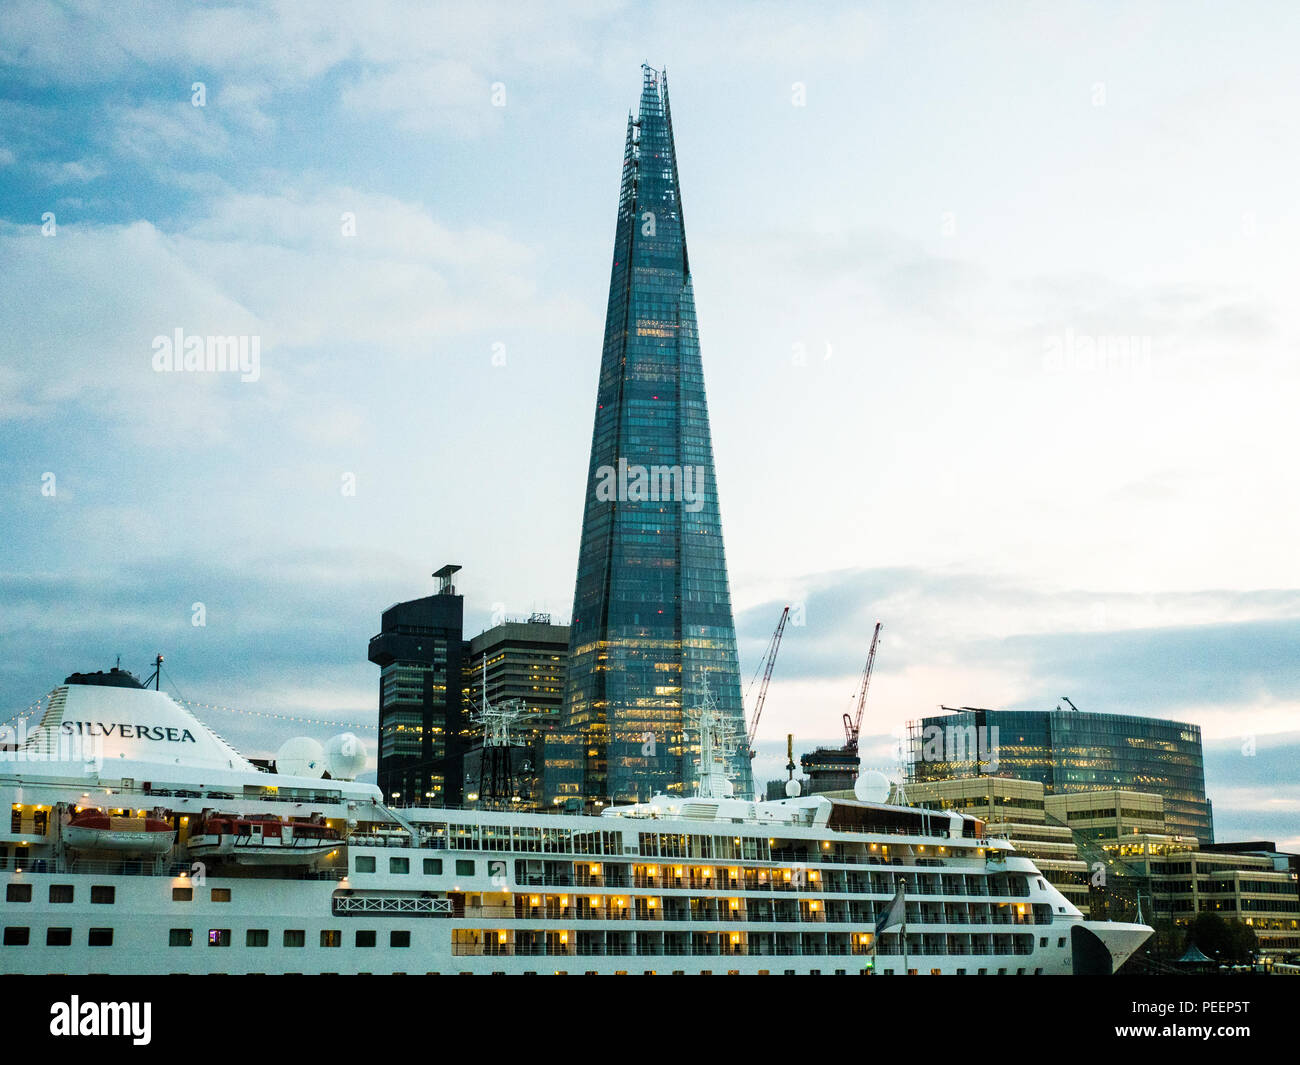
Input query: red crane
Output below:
<box><xmin>746</xmin><ymin>606</ymin><xmax>791</xmax><ymax>760</ymax></box>
<box><xmin>842</xmin><ymin>621</ymin><xmax>882</xmax><ymax>755</ymax></box>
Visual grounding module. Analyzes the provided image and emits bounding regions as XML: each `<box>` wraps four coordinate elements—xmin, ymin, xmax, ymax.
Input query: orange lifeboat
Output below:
<box><xmin>64</xmin><ymin>811</ymin><xmax>175</xmax><ymax>854</ymax></box>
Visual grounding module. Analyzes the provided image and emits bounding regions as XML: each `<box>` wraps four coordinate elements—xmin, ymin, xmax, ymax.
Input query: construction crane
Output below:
<box><xmin>841</xmin><ymin>622</ymin><xmax>882</xmax><ymax>756</ymax></box>
<box><xmin>745</xmin><ymin>605</ymin><xmax>790</xmax><ymax>760</ymax></box>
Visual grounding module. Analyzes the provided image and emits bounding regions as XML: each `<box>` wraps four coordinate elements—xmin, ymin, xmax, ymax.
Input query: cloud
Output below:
<box><xmin>111</xmin><ymin>101</ymin><xmax>232</xmax><ymax>161</ymax></box>
<box><xmin>0</xmin><ymin>184</ymin><xmax>589</xmax><ymax>439</ymax></box>
<box><xmin>0</xmin><ymin>548</ymin><xmax>407</xmax><ymax>760</ymax></box>
<box><xmin>37</xmin><ymin>158</ymin><xmax>106</xmax><ymax>184</ymax></box>
<box><xmin>339</xmin><ymin>59</ymin><xmax>500</xmax><ymax>136</ymax></box>
<box><xmin>733</xmin><ymin>566</ymin><xmax>1300</xmax><ymax>746</ymax></box>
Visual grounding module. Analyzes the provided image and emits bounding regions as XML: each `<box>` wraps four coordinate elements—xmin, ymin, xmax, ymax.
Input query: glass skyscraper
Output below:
<box><xmin>908</xmin><ymin>708</ymin><xmax>1215</xmax><ymax>843</ymax></box>
<box><xmin>545</xmin><ymin>66</ymin><xmax>752</xmax><ymax>807</ymax></box>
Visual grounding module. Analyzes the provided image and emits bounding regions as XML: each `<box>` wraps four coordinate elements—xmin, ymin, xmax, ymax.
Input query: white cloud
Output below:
<box><xmin>39</xmin><ymin>157</ymin><xmax>106</xmax><ymax>183</ymax></box>
<box><xmin>112</xmin><ymin>101</ymin><xmax>232</xmax><ymax>161</ymax></box>
<box><xmin>340</xmin><ymin>59</ymin><xmax>499</xmax><ymax>136</ymax></box>
<box><xmin>0</xmin><ymin>184</ymin><xmax>590</xmax><ymax>442</ymax></box>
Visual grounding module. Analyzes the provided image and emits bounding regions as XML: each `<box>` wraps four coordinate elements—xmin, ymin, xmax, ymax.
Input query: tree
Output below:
<box><xmin>1184</xmin><ymin>912</ymin><xmax>1258</xmax><ymax>965</ymax></box>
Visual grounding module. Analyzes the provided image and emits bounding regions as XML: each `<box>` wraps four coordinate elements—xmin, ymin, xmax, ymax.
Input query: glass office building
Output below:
<box><xmin>545</xmin><ymin>66</ymin><xmax>752</xmax><ymax>807</ymax></box>
<box><xmin>907</xmin><ymin>708</ymin><xmax>1214</xmax><ymax>844</ymax></box>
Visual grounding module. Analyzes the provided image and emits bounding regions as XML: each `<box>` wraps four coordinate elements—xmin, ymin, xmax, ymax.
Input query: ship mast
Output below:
<box><xmin>685</xmin><ymin>676</ymin><xmax>739</xmax><ymax>799</ymax></box>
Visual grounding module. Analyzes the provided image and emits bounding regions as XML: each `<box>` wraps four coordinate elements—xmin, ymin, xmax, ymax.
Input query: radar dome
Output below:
<box><xmin>854</xmin><ymin>769</ymin><xmax>891</xmax><ymax>803</ymax></box>
<box><xmin>784</xmin><ymin>779</ymin><xmax>802</xmax><ymax>798</ymax></box>
<box><xmin>275</xmin><ymin>736</ymin><xmax>326</xmax><ymax>779</ymax></box>
<box><xmin>325</xmin><ymin>733</ymin><xmax>367</xmax><ymax>781</ymax></box>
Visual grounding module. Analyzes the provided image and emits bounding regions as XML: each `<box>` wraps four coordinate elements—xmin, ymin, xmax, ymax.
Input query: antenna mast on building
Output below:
<box><xmin>470</xmin><ymin>653</ymin><xmax>530</xmax><ymax>808</ymax></box>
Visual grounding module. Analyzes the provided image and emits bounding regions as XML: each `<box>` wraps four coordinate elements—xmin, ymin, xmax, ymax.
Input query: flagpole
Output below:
<box><xmin>902</xmin><ymin>877</ymin><xmax>908</xmax><ymax>975</ymax></box>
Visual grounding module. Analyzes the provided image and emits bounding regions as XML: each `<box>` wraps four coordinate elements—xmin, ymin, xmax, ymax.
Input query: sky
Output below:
<box><xmin>0</xmin><ymin>1</ymin><xmax>1296</xmax><ymax>849</ymax></box>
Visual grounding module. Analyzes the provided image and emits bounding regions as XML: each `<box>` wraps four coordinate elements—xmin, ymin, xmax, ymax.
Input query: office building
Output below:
<box><xmin>545</xmin><ymin>66</ymin><xmax>751</xmax><ymax>807</ymax></box>
<box><xmin>908</xmin><ymin>707</ymin><xmax>1214</xmax><ymax>843</ymax></box>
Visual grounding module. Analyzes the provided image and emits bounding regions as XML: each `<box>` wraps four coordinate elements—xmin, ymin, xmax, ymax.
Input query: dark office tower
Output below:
<box><xmin>545</xmin><ymin>66</ymin><xmax>752</xmax><ymax>807</ymax></box>
<box><xmin>464</xmin><ymin>616</ymin><xmax>570</xmax><ymax>811</ymax></box>
<box><xmin>369</xmin><ymin>565</ymin><xmax>468</xmax><ymax>807</ymax></box>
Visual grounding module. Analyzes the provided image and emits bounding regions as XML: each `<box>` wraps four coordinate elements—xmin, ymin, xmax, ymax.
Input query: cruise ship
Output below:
<box><xmin>0</xmin><ymin>669</ymin><xmax>1151</xmax><ymax>975</ymax></box>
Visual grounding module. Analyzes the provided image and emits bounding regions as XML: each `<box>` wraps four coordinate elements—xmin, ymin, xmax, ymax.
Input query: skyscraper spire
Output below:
<box><xmin>545</xmin><ymin>67</ymin><xmax>752</xmax><ymax>806</ymax></box>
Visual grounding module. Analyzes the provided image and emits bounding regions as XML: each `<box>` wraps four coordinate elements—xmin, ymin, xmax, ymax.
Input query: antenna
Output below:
<box><xmin>144</xmin><ymin>653</ymin><xmax>164</xmax><ymax>691</ymax></box>
<box><xmin>684</xmin><ymin>675</ymin><xmax>739</xmax><ymax>800</ymax></box>
<box><xmin>469</xmin><ymin>655</ymin><xmax>532</xmax><ymax>808</ymax></box>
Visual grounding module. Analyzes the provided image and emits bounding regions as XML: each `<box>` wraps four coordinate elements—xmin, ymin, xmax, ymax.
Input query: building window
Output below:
<box><xmin>5</xmin><ymin>884</ymin><xmax>31</xmax><ymax>903</ymax></box>
<box><xmin>389</xmin><ymin>857</ymin><xmax>409</xmax><ymax>874</ymax></box>
<box><xmin>49</xmin><ymin>884</ymin><xmax>73</xmax><ymax>904</ymax></box>
<box><xmin>321</xmin><ymin>930</ymin><xmax>342</xmax><ymax>948</ymax></box>
<box><xmin>247</xmin><ymin>929</ymin><xmax>269</xmax><ymax>947</ymax></box>
<box><xmin>455</xmin><ymin>859</ymin><xmax>474</xmax><ymax>876</ymax></box>
<box><xmin>356</xmin><ymin>930</ymin><xmax>377</xmax><ymax>948</ymax></box>
<box><xmin>88</xmin><ymin>928</ymin><xmax>113</xmax><ymax>946</ymax></box>
<box><xmin>423</xmin><ymin>858</ymin><xmax>442</xmax><ymax>875</ymax></box>
<box><xmin>284</xmin><ymin>929</ymin><xmax>305</xmax><ymax>947</ymax></box>
<box><xmin>391</xmin><ymin>931</ymin><xmax>411</xmax><ymax>948</ymax></box>
<box><xmin>47</xmin><ymin>928</ymin><xmax>72</xmax><ymax>946</ymax></box>
<box><xmin>91</xmin><ymin>885</ymin><xmax>115</xmax><ymax>904</ymax></box>
<box><xmin>3</xmin><ymin>927</ymin><xmax>30</xmax><ymax>946</ymax></box>
<box><xmin>211</xmin><ymin>888</ymin><xmax>231</xmax><ymax>902</ymax></box>
<box><xmin>208</xmin><ymin>929</ymin><xmax>231</xmax><ymax>947</ymax></box>
<box><xmin>173</xmin><ymin>887</ymin><xmax>193</xmax><ymax>902</ymax></box>
<box><xmin>169</xmin><ymin>929</ymin><xmax>193</xmax><ymax>947</ymax></box>
<box><xmin>355</xmin><ymin>856</ymin><xmax>376</xmax><ymax>873</ymax></box>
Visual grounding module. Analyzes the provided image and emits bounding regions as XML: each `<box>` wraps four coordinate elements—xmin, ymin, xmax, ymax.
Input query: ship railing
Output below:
<box><xmin>0</xmin><ymin>857</ymin><xmax>189</xmax><ymax>877</ymax></box>
<box><xmin>447</xmin><ymin>942</ymin><xmax>889</xmax><ymax>960</ymax></box>
<box><xmin>133</xmin><ymin>785</ymin><xmax>343</xmax><ymax>806</ymax></box>
<box><xmin>334</xmin><ymin>895</ymin><xmax>452</xmax><ymax>917</ymax></box>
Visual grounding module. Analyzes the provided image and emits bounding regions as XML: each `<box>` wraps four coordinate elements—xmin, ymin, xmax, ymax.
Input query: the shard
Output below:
<box><xmin>544</xmin><ymin>66</ymin><xmax>753</xmax><ymax>806</ymax></box>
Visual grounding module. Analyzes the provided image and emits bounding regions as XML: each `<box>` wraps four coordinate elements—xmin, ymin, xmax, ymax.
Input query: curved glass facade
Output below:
<box><xmin>909</xmin><ymin>708</ymin><xmax>1214</xmax><ymax>844</ymax></box>
<box><xmin>544</xmin><ymin>66</ymin><xmax>751</xmax><ymax>807</ymax></box>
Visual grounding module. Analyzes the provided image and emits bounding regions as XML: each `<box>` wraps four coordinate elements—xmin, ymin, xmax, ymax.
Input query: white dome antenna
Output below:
<box><xmin>275</xmin><ymin>736</ymin><xmax>325</xmax><ymax>779</ymax></box>
<box><xmin>325</xmin><ymin>733</ymin><xmax>367</xmax><ymax>781</ymax></box>
<box><xmin>854</xmin><ymin>769</ymin><xmax>891</xmax><ymax>803</ymax></box>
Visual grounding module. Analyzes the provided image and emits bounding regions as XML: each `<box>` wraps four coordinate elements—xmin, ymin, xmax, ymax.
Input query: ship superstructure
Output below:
<box><xmin>0</xmin><ymin>673</ymin><xmax>1150</xmax><ymax>974</ymax></box>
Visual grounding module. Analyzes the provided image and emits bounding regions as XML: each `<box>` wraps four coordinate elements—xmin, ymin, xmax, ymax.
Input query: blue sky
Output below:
<box><xmin>1</xmin><ymin>1</ymin><xmax>1297</xmax><ymax>848</ymax></box>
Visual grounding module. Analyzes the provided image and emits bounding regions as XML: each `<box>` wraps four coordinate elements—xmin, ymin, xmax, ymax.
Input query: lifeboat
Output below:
<box><xmin>185</xmin><ymin>813</ymin><xmax>341</xmax><ymax>867</ymax></box>
<box><xmin>64</xmin><ymin>811</ymin><xmax>175</xmax><ymax>854</ymax></box>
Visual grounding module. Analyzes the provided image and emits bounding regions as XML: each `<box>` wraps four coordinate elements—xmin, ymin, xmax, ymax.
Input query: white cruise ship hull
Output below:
<box><xmin>0</xmin><ymin>678</ymin><xmax>1152</xmax><ymax>976</ymax></box>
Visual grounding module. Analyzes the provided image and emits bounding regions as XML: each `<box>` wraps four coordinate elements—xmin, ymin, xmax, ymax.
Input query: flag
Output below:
<box><xmin>874</xmin><ymin>881</ymin><xmax>905</xmax><ymax>936</ymax></box>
